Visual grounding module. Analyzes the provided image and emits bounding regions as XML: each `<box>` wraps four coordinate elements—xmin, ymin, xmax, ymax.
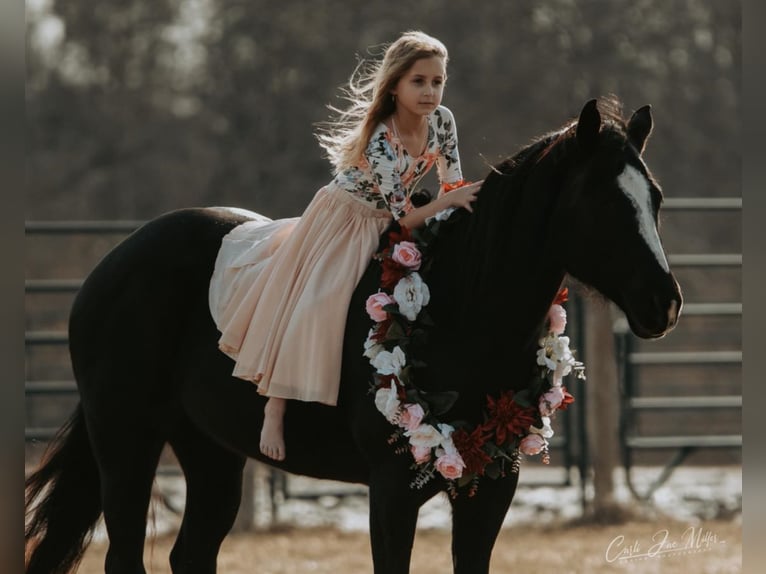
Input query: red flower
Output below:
<box><xmin>553</xmin><ymin>287</ymin><xmax>569</xmax><ymax>306</ymax></box>
<box><xmin>441</xmin><ymin>179</ymin><xmax>469</xmax><ymax>194</ymax></box>
<box><xmin>381</xmin><ymin>257</ymin><xmax>407</xmax><ymax>290</ymax></box>
<box><xmin>387</xmin><ymin>226</ymin><xmax>413</xmax><ymax>247</ymax></box>
<box><xmin>370</xmin><ymin>317</ymin><xmax>393</xmax><ymax>342</ymax></box>
<box><xmin>558</xmin><ymin>387</ymin><xmax>575</xmax><ymax>411</ymax></box>
<box><xmin>482</xmin><ymin>391</ymin><xmax>538</xmax><ymax>446</ymax></box>
<box><xmin>452</xmin><ymin>427</ymin><xmax>492</xmax><ymax>476</ymax></box>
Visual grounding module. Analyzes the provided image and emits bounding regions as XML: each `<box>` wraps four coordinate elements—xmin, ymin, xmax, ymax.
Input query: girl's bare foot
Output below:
<box><xmin>260</xmin><ymin>397</ymin><xmax>286</xmax><ymax>461</ymax></box>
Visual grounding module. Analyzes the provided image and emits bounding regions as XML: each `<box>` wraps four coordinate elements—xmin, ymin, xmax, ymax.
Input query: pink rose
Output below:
<box><xmin>547</xmin><ymin>304</ymin><xmax>567</xmax><ymax>335</ymax></box>
<box><xmin>398</xmin><ymin>403</ymin><xmax>425</xmax><ymax>431</ymax></box>
<box><xmin>391</xmin><ymin>241</ymin><xmax>422</xmax><ymax>270</ymax></box>
<box><xmin>435</xmin><ymin>451</ymin><xmax>466</xmax><ymax>480</ymax></box>
<box><xmin>411</xmin><ymin>444</ymin><xmax>432</xmax><ymax>464</ymax></box>
<box><xmin>405</xmin><ymin>424</ymin><xmax>443</xmax><ymax>449</ymax></box>
<box><xmin>519</xmin><ymin>433</ymin><xmax>547</xmax><ymax>456</ymax></box>
<box><xmin>539</xmin><ymin>386</ymin><xmax>565</xmax><ymax>416</ymax></box>
<box><xmin>366</xmin><ymin>292</ymin><xmax>394</xmax><ymax>322</ymax></box>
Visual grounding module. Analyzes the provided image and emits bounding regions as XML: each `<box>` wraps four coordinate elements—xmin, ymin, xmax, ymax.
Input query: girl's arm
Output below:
<box><xmin>364</xmin><ymin>110</ymin><xmax>481</xmax><ymax>229</ymax></box>
<box><xmin>398</xmin><ymin>181</ymin><xmax>481</xmax><ymax>229</ymax></box>
<box><xmin>399</xmin><ymin>106</ymin><xmax>481</xmax><ymax>229</ymax></box>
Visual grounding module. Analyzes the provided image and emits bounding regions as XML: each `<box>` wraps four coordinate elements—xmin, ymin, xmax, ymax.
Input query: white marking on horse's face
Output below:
<box><xmin>616</xmin><ymin>165</ymin><xmax>670</xmax><ymax>273</ymax></box>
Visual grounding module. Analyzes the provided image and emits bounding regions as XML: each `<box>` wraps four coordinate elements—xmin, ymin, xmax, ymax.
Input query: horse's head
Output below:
<box><xmin>557</xmin><ymin>99</ymin><xmax>683</xmax><ymax>339</ymax></box>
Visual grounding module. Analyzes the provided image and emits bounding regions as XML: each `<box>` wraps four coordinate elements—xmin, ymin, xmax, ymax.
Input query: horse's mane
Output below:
<box><xmin>428</xmin><ymin>96</ymin><xmax>630</xmax><ymax>336</ymax></box>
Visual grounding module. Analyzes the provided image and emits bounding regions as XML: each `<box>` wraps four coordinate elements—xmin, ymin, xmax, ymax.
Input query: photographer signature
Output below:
<box><xmin>605</xmin><ymin>526</ymin><xmax>726</xmax><ymax>563</ymax></box>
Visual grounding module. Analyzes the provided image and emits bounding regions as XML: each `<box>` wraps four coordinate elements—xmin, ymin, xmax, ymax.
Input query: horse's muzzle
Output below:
<box><xmin>623</xmin><ymin>276</ymin><xmax>683</xmax><ymax>339</ymax></box>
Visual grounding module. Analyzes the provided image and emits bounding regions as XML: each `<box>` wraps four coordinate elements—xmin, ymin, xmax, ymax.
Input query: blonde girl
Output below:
<box><xmin>209</xmin><ymin>31</ymin><xmax>481</xmax><ymax>460</ymax></box>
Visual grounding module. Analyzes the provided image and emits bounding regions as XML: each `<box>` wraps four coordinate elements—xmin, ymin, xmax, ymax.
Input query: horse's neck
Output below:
<box><xmin>426</xmin><ymin>210</ymin><xmax>566</xmax><ymax>395</ymax></box>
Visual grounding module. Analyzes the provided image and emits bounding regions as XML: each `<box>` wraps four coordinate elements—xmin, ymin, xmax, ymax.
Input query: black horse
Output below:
<box><xmin>25</xmin><ymin>99</ymin><xmax>682</xmax><ymax>574</ymax></box>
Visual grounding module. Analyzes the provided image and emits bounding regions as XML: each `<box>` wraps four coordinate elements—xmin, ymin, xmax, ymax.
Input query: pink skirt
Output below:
<box><xmin>209</xmin><ymin>184</ymin><xmax>392</xmax><ymax>405</ymax></box>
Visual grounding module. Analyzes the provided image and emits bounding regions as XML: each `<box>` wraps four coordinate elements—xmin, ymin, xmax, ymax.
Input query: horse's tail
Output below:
<box><xmin>25</xmin><ymin>404</ymin><xmax>102</xmax><ymax>574</ymax></box>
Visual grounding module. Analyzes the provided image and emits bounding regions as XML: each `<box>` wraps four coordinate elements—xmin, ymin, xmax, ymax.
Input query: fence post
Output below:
<box><xmin>584</xmin><ymin>300</ymin><xmax>624</xmax><ymax>520</ymax></box>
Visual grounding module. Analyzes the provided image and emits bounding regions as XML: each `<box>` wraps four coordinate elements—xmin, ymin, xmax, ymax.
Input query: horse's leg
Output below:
<box><xmin>448</xmin><ymin>472</ymin><xmax>520</xmax><ymax>574</ymax></box>
<box><xmin>368</xmin><ymin>469</ymin><xmax>440</xmax><ymax>574</ymax></box>
<box><xmin>89</xmin><ymin>424</ymin><xmax>165</xmax><ymax>574</ymax></box>
<box><xmin>168</xmin><ymin>423</ymin><xmax>246</xmax><ymax>574</ymax></box>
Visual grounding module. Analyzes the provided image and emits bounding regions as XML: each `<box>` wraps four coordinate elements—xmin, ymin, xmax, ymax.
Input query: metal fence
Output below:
<box><xmin>615</xmin><ymin>196</ymin><xmax>742</xmax><ymax>500</ymax></box>
<box><xmin>25</xmin><ymin>197</ymin><xmax>741</xmax><ymax>514</ymax></box>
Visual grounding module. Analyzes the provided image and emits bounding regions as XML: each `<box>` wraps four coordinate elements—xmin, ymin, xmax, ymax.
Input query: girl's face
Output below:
<box><xmin>391</xmin><ymin>56</ymin><xmax>446</xmax><ymax>118</ymax></box>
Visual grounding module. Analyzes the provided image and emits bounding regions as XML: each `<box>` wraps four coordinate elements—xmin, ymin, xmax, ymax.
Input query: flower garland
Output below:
<box><xmin>363</xmin><ymin>212</ymin><xmax>585</xmax><ymax>496</ymax></box>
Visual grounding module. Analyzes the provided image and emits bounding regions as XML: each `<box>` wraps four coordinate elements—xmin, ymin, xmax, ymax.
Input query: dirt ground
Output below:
<box><xmin>78</xmin><ymin>518</ymin><xmax>741</xmax><ymax>573</ymax></box>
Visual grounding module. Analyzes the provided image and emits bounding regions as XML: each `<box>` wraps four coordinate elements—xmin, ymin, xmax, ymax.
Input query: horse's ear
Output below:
<box><xmin>627</xmin><ymin>105</ymin><xmax>653</xmax><ymax>155</ymax></box>
<box><xmin>576</xmin><ymin>99</ymin><xmax>601</xmax><ymax>151</ymax></box>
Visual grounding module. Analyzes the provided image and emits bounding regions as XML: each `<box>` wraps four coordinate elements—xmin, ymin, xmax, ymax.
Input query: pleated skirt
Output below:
<box><xmin>209</xmin><ymin>183</ymin><xmax>392</xmax><ymax>405</ymax></box>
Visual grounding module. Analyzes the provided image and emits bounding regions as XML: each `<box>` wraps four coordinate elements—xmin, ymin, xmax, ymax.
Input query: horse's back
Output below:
<box><xmin>67</xmin><ymin>205</ymin><xmax>373</xmax><ymax>483</ymax></box>
<box><xmin>68</xmin><ymin>207</ymin><xmax>253</xmax><ymax>393</ymax></box>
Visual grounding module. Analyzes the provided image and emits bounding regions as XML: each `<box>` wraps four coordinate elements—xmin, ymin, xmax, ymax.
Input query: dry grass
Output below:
<box><xmin>78</xmin><ymin>519</ymin><xmax>741</xmax><ymax>573</ymax></box>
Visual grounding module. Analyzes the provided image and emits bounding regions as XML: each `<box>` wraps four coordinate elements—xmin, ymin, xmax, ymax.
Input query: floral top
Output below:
<box><xmin>332</xmin><ymin>105</ymin><xmax>464</xmax><ymax>219</ymax></box>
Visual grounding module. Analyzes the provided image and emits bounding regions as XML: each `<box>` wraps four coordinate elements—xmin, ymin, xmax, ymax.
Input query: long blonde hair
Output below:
<box><xmin>317</xmin><ymin>31</ymin><xmax>449</xmax><ymax>173</ymax></box>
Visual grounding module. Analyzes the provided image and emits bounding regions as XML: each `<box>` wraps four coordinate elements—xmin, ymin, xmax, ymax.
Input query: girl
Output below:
<box><xmin>210</xmin><ymin>31</ymin><xmax>481</xmax><ymax>461</ymax></box>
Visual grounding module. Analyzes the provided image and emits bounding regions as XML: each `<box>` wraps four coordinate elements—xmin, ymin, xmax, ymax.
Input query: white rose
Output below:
<box><xmin>405</xmin><ymin>424</ymin><xmax>443</xmax><ymax>449</ymax></box>
<box><xmin>370</xmin><ymin>346</ymin><xmax>407</xmax><ymax>376</ymax></box>
<box><xmin>393</xmin><ymin>272</ymin><xmax>431</xmax><ymax>321</ymax></box>
<box><xmin>363</xmin><ymin>328</ymin><xmax>384</xmax><ymax>360</ymax></box>
<box><xmin>374</xmin><ymin>382</ymin><xmax>401</xmax><ymax>423</ymax></box>
<box><xmin>551</xmin><ymin>336</ymin><xmax>573</xmax><ymax>362</ymax></box>
<box><xmin>425</xmin><ymin>207</ymin><xmax>456</xmax><ymax>225</ymax></box>
<box><xmin>529</xmin><ymin>416</ymin><xmax>554</xmax><ymax>439</ymax></box>
<box><xmin>555</xmin><ymin>361</ymin><xmax>572</xmax><ymax>379</ymax></box>
<box><xmin>536</xmin><ymin>347</ymin><xmax>556</xmax><ymax>371</ymax></box>
<box><xmin>437</xmin><ymin>423</ymin><xmax>458</xmax><ymax>455</ymax></box>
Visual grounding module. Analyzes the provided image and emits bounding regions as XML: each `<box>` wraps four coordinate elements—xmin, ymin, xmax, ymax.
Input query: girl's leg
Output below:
<box><xmin>260</xmin><ymin>397</ymin><xmax>287</xmax><ymax>460</ymax></box>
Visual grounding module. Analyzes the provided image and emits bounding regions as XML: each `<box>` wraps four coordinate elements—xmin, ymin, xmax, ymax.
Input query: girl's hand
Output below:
<box><xmin>444</xmin><ymin>180</ymin><xmax>482</xmax><ymax>212</ymax></box>
<box><xmin>399</xmin><ymin>180</ymin><xmax>483</xmax><ymax>230</ymax></box>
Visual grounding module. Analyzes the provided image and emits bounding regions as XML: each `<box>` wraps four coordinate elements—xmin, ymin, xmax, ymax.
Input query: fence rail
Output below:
<box><xmin>25</xmin><ymin>220</ymin><xmax>145</xmax><ymax>233</ymax></box>
<box><xmin>25</xmin><ymin>279</ymin><xmax>84</xmax><ymax>293</ymax></box>
<box><xmin>662</xmin><ymin>197</ymin><xmax>742</xmax><ymax>210</ymax></box>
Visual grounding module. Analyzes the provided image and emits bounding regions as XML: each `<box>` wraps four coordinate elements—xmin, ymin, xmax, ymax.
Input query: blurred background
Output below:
<box><xmin>26</xmin><ymin>0</ymin><xmax>739</xmax><ymax>219</ymax></box>
<box><xmin>26</xmin><ymin>0</ymin><xmax>742</xmax><ymax>570</ymax></box>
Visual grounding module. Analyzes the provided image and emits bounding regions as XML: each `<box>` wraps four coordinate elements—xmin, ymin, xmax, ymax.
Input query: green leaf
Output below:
<box><xmin>483</xmin><ymin>442</ymin><xmax>503</xmax><ymax>457</ymax></box>
<box><xmin>457</xmin><ymin>474</ymin><xmax>474</xmax><ymax>488</ymax></box>
<box><xmin>409</xmin><ymin>327</ymin><xmax>429</xmax><ymax>346</ymax></box>
<box><xmin>421</xmin><ymin>390</ymin><xmax>459</xmax><ymax>416</ymax></box>
<box><xmin>417</xmin><ymin>310</ymin><xmax>435</xmax><ymax>327</ymax></box>
<box><xmin>513</xmin><ymin>389</ymin><xmax>532</xmax><ymax>407</ymax></box>
<box><xmin>405</xmin><ymin>388</ymin><xmax>425</xmax><ymax>403</ymax></box>
<box><xmin>386</xmin><ymin>320</ymin><xmax>406</xmax><ymax>340</ymax></box>
<box><xmin>484</xmin><ymin>463</ymin><xmax>501</xmax><ymax>480</ymax></box>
